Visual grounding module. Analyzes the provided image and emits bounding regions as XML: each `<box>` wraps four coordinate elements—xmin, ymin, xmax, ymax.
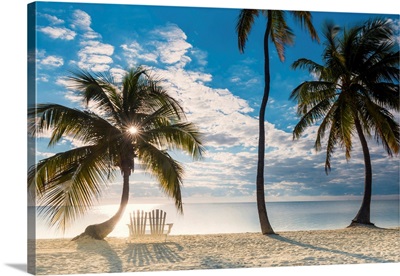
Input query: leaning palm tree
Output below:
<box><xmin>290</xmin><ymin>18</ymin><xmax>399</xmax><ymax>226</ymax></box>
<box><xmin>28</xmin><ymin>66</ymin><xmax>204</xmax><ymax>240</ymax></box>
<box><xmin>236</xmin><ymin>10</ymin><xmax>319</xmax><ymax>234</ymax></box>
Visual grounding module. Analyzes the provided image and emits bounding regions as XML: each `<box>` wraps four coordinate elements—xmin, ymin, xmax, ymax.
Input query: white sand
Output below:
<box><xmin>31</xmin><ymin>226</ymin><xmax>399</xmax><ymax>275</ymax></box>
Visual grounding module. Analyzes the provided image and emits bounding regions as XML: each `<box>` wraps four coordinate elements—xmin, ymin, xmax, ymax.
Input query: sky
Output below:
<box><xmin>28</xmin><ymin>1</ymin><xmax>400</xmax><ymax>205</ymax></box>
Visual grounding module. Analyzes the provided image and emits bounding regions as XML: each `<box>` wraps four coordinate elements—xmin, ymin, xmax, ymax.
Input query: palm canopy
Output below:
<box><xmin>290</xmin><ymin>18</ymin><xmax>399</xmax><ymax>173</ymax></box>
<box><xmin>28</xmin><ymin>67</ymin><xmax>204</xmax><ymax>231</ymax></box>
<box><xmin>236</xmin><ymin>9</ymin><xmax>319</xmax><ymax>60</ymax></box>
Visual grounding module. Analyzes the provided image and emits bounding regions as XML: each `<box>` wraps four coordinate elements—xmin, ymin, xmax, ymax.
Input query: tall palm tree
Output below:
<box><xmin>28</xmin><ymin>67</ymin><xmax>204</xmax><ymax>240</ymax></box>
<box><xmin>236</xmin><ymin>10</ymin><xmax>319</xmax><ymax>234</ymax></box>
<box><xmin>290</xmin><ymin>18</ymin><xmax>399</xmax><ymax>226</ymax></box>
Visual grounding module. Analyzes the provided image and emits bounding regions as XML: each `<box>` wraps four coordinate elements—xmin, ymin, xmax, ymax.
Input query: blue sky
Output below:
<box><xmin>30</xmin><ymin>1</ymin><xmax>400</xmax><ymax>204</ymax></box>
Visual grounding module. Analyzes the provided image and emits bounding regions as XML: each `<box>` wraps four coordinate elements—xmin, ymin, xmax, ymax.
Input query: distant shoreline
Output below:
<box><xmin>31</xmin><ymin>226</ymin><xmax>400</xmax><ymax>275</ymax></box>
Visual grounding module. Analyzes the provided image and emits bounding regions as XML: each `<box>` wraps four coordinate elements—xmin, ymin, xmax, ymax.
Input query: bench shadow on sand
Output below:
<box><xmin>124</xmin><ymin>242</ymin><xmax>184</xmax><ymax>267</ymax></box>
<box><xmin>270</xmin><ymin>234</ymin><xmax>392</xmax><ymax>263</ymax></box>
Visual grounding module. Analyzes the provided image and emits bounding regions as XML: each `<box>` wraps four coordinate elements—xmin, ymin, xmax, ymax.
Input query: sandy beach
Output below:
<box><xmin>30</xmin><ymin>225</ymin><xmax>399</xmax><ymax>275</ymax></box>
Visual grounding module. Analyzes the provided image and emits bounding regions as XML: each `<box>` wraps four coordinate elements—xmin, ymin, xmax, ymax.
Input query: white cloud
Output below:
<box><xmin>64</xmin><ymin>91</ymin><xmax>82</xmax><ymax>103</ymax></box>
<box><xmin>153</xmin><ymin>39</ymin><xmax>192</xmax><ymax>65</ymax></box>
<box><xmin>190</xmin><ymin>48</ymin><xmax>208</xmax><ymax>66</ymax></box>
<box><xmin>40</xmin><ymin>13</ymin><xmax>64</xmax><ymax>25</ymax></box>
<box><xmin>228</xmin><ymin>63</ymin><xmax>262</xmax><ymax>89</ymax></box>
<box><xmin>86</xmin><ymin>54</ymin><xmax>113</xmax><ymax>64</ymax></box>
<box><xmin>150</xmin><ymin>24</ymin><xmax>192</xmax><ymax>66</ymax></box>
<box><xmin>82</xmin><ymin>30</ymin><xmax>102</xmax><ymax>40</ymax></box>
<box><xmin>36</xmin><ymin>74</ymin><xmax>49</xmax><ymax>82</ymax></box>
<box><xmin>71</xmin><ymin>10</ymin><xmax>102</xmax><ymax>40</ymax></box>
<box><xmin>36</xmin><ymin>49</ymin><xmax>46</xmax><ymax>58</ymax></box>
<box><xmin>77</xmin><ymin>41</ymin><xmax>114</xmax><ymax>71</ymax></box>
<box><xmin>152</xmin><ymin>23</ymin><xmax>188</xmax><ymax>41</ymax></box>
<box><xmin>90</xmin><ymin>64</ymin><xmax>112</xmax><ymax>72</ymax></box>
<box><xmin>71</xmin><ymin>9</ymin><xmax>92</xmax><ymax>31</ymax></box>
<box><xmin>149</xmin><ymin>64</ymin><xmax>259</xmax><ymax>149</ymax></box>
<box><xmin>36</xmin><ymin>50</ymin><xmax>64</xmax><ymax>69</ymax></box>
<box><xmin>79</xmin><ymin>40</ymin><xmax>114</xmax><ymax>56</ymax></box>
<box><xmin>56</xmin><ymin>77</ymin><xmax>75</xmax><ymax>88</ymax></box>
<box><xmin>121</xmin><ymin>42</ymin><xmax>158</xmax><ymax>67</ymax></box>
<box><xmin>120</xmin><ymin>42</ymin><xmax>141</xmax><ymax>57</ymax></box>
<box><xmin>49</xmin><ymin>10</ymin><xmax>112</xmax><ymax>72</ymax></box>
<box><xmin>120</xmin><ymin>24</ymin><xmax>202</xmax><ymax>70</ymax></box>
<box><xmin>37</xmin><ymin>151</ymin><xmax>56</xmax><ymax>158</ymax></box>
<box><xmin>41</xmin><ymin>55</ymin><xmax>64</xmax><ymax>67</ymax></box>
<box><xmin>230</xmin><ymin>77</ymin><xmax>240</xmax><ymax>83</ymax></box>
<box><xmin>38</xmin><ymin>26</ymin><xmax>76</xmax><ymax>40</ymax></box>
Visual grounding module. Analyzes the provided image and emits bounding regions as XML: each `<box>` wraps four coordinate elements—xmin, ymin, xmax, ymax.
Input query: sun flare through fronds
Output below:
<box><xmin>128</xmin><ymin>126</ymin><xmax>138</xmax><ymax>135</ymax></box>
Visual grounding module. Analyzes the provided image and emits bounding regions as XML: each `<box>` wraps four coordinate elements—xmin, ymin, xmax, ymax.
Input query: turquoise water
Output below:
<box><xmin>31</xmin><ymin>199</ymin><xmax>399</xmax><ymax>239</ymax></box>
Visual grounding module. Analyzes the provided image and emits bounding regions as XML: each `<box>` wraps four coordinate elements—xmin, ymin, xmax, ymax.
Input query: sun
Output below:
<box><xmin>128</xmin><ymin>126</ymin><xmax>138</xmax><ymax>135</ymax></box>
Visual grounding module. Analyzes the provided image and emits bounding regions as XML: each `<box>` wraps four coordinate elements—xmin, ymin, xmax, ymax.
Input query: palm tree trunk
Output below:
<box><xmin>256</xmin><ymin>11</ymin><xmax>275</xmax><ymax>235</ymax></box>
<box><xmin>350</xmin><ymin>118</ymin><xmax>374</xmax><ymax>226</ymax></box>
<box><xmin>72</xmin><ymin>163</ymin><xmax>132</xmax><ymax>240</ymax></box>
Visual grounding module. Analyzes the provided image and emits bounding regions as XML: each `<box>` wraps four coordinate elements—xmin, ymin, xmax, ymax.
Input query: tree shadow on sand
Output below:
<box><xmin>124</xmin><ymin>242</ymin><xmax>184</xmax><ymax>267</ymax></box>
<box><xmin>270</xmin><ymin>234</ymin><xmax>392</xmax><ymax>263</ymax></box>
<box><xmin>76</xmin><ymin>238</ymin><xmax>123</xmax><ymax>273</ymax></box>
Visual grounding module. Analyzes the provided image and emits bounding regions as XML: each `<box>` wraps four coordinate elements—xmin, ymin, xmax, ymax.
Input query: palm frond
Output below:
<box><xmin>322</xmin><ymin>97</ymin><xmax>355</xmax><ymax>174</ymax></box>
<box><xmin>293</xmin><ymin>98</ymin><xmax>333</xmax><ymax>140</ymax></box>
<box><xmin>146</xmin><ymin>82</ymin><xmax>186</xmax><ymax>120</ymax></box>
<box><xmin>270</xmin><ymin>10</ymin><xmax>294</xmax><ymax>61</ymax></box>
<box><xmin>324</xmin><ymin>121</ymin><xmax>339</xmax><ymax>174</ymax></box>
<box><xmin>290</xmin><ymin>81</ymin><xmax>336</xmax><ymax>112</ymax></box>
<box><xmin>364</xmin><ymin>82</ymin><xmax>400</xmax><ymax>111</ymax></box>
<box><xmin>336</xmin><ymin>98</ymin><xmax>354</xmax><ymax>160</ymax></box>
<box><xmin>236</xmin><ymin>9</ymin><xmax>259</xmax><ymax>53</ymax></box>
<box><xmin>314</xmin><ymin>103</ymin><xmax>337</xmax><ymax>152</ymax></box>
<box><xmin>121</xmin><ymin>67</ymin><xmax>147</xmax><ymax>113</ymax></box>
<box><xmin>145</xmin><ymin>122</ymin><xmax>205</xmax><ymax>160</ymax></box>
<box><xmin>362</xmin><ymin>99</ymin><xmax>400</xmax><ymax>156</ymax></box>
<box><xmin>137</xmin><ymin>143</ymin><xmax>184</xmax><ymax>213</ymax></box>
<box><xmin>68</xmin><ymin>69</ymin><xmax>121</xmax><ymax>123</ymax></box>
<box><xmin>28</xmin><ymin>145</ymin><xmax>115</xmax><ymax>231</ymax></box>
<box><xmin>29</xmin><ymin>104</ymin><xmax>118</xmax><ymax>147</ymax></box>
<box><xmin>121</xmin><ymin>67</ymin><xmax>185</xmax><ymax>122</ymax></box>
<box><xmin>291</xmin><ymin>58</ymin><xmax>324</xmax><ymax>75</ymax></box>
<box><xmin>322</xmin><ymin>21</ymin><xmax>344</xmax><ymax>73</ymax></box>
<box><xmin>362</xmin><ymin>51</ymin><xmax>400</xmax><ymax>84</ymax></box>
<box><xmin>290</xmin><ymin>11</ymin><xmax>320</xmax><ymax>42</ymax></box>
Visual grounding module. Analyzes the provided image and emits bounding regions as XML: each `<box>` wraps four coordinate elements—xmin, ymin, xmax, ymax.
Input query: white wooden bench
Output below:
<box><xmin>127</xmin><ymin>209</ymin><xmax>173</xmax><ymax>242</ymax></box>
<box><xmin>127</xmin><ymin>210</ymin><xmax>147</xmax><ymax>239</ymax></box>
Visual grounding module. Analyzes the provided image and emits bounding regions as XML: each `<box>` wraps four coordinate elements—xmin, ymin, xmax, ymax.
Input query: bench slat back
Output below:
<box><xmin>129</xmin><ymin>210</ymin><xmax>147</xmax><ymax>236</ymax></box>
<box><xmin>149</xmin><ymin>209</ymin><xmax>167</xmax><ymax>236</ymax></box>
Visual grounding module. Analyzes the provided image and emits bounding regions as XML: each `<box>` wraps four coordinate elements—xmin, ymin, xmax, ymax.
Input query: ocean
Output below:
<box><xmin>31</xmin><ymin>199</ymin><xmax>399</xmax><ymax>239</ymax></box>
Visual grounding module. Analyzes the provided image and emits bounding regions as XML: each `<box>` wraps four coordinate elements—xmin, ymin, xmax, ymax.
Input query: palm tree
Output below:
<box><xmin>28</xmin><ymin>67</ymin><xmax>204</xmax><ymax>240</ymax></box>
<box><xmin>290</xmin><ymin>18</ymin><xmax>399</xmax><ymax>226</ymax></box>
<box><xmin>236</xmin><ymin>10</ymin><xmax>319</xmax><ymax>234</ymax></box>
